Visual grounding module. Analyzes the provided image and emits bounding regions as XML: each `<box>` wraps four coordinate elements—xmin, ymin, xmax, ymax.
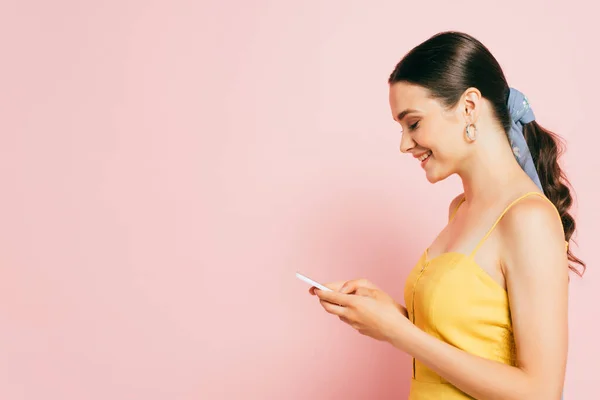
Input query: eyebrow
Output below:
<box><xmin>396</xmin><ymin>108</ymin><xmax>419</xmax><ymax>121</ymax></box>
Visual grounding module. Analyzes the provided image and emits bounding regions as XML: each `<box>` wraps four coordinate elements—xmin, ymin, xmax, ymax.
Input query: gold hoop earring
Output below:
<box><xmin>465</xmin><ymin>123</ymin><xmax>477</xmax><ymax>141</ymax></box>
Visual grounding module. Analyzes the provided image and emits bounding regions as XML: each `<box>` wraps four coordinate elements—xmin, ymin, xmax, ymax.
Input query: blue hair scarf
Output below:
<box><xmin>507</xmin><ymin>88</ymin><xmax>543</xmax><ymax>191</ymax></box>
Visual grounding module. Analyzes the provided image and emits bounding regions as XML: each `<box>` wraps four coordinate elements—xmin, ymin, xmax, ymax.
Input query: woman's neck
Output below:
<box><xmin>457</xmin><ymin>135</ymin><xmax>535</xmax><ymax>206</ymax></box>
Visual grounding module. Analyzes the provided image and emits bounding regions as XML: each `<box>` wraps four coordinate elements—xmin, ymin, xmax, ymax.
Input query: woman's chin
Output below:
<box><xmin>424</xmin><ymin>168</ymin><xmax>449</xmax><ymax>184</ymax></box>
<box><xmin>425</xmin><ymin>174</ymin><xmax>439</xmax><ymax>184</ymax></box>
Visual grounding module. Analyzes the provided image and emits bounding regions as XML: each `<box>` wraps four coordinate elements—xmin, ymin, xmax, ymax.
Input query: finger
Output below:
<box><xmin>319</xmin><ymin>299</ymin><xmax>347</xmax><ymax>317</ymax></box>
<box><xmin>309</xmin><ymin>281</ymin><xmax>347</xmax><ymax>295</ymax></box>
<box><xmin>354</xmin><ymin>287</ymin><xmax>377</xmax><ymax>298</ymax></box>
<box><xmin>339</xmin><ymin>279</ymin><xmax>377</xmax><ymax>294</ymax></box>
<box><xmin>315</xmin><ymin>288</ymin><xmax>352</xmax><ymax>307</ymax></box>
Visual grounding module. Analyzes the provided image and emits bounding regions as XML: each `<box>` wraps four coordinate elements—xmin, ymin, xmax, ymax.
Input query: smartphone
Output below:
<box><xmin>295</xmin><ymin>272</ymin><xmax>333</xmax><ymax>292</ymax></box>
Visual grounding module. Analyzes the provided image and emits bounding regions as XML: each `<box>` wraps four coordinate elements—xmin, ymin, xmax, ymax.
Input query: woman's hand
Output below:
<box><xmin>309</xmin><ymin>279</ymin><xmax>410</xmax><ymax>343</ymax></box>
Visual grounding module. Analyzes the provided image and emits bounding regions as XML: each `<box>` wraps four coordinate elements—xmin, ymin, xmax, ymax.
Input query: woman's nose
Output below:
<box><xmin>399</xmin><ymin>132</ymin><xmax>415</xmax><ymax>153</ymax></box>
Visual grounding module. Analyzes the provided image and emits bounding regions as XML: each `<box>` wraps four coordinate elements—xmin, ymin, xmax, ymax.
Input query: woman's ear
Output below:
<box><xmin>462</xmin><ymin>87</ymin><xmax>482</xmax><ymax>123</ymax></box>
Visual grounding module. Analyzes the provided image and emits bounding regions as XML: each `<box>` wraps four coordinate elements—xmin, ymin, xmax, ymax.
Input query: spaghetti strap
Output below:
<box><xmin>469</xmin><ymin>192</ymin><xmax>550</xmax><ymax>258</ymax></box>
<box><xmin>449</xmin><ymin>195</ymin><xmax>466</xmax><ymax>222</ymax></box>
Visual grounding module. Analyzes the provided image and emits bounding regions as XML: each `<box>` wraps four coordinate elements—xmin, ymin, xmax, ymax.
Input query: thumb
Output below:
<box><xmin>340</xmin><ymin>278</ymin><xmax>376</xmax><ymax>294</ymax></box>
<box><xmin>339</xmin><ymin>281</ymin><xmax>354</xmax><ymax>294</ymax></box>
<box><xmin>354</xmin><ymin>287</ymin><xmax>377</xmax><ymax>298</ymax></box>
<box><xmin>339</xmin><ymin>280</ymin><xmax>363</xmax><ymax>294</ymax></box>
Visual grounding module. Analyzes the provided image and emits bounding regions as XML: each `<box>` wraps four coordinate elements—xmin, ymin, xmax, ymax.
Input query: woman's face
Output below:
<box><xmin>388</xmin><ymin>81</ymin><xmax>474</xmax><ymax>183</ymax></box>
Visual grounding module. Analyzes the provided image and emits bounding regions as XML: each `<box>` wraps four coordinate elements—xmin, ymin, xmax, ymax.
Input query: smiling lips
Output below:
<box><xmin>416</xmin><ymin>151</ymin><xmax>432</xmax><ymax>162</ymax></box>
<box><xmin>415</xmin><ymin>151</ymin><xmax>432</xmax><ymax>167</ymax></box>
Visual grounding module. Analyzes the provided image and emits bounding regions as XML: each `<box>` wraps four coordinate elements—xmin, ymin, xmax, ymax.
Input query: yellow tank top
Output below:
<box><xmin>403</xmin><ymin>192</ymin><xmax>565</xmax><ymax>399</ymax></box>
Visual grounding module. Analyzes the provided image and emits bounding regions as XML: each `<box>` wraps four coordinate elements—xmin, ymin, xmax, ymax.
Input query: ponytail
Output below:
<box><xmin>523</xmin><ymin>121</ymin><xmax>586</xmax><ymax>276</ymax></box>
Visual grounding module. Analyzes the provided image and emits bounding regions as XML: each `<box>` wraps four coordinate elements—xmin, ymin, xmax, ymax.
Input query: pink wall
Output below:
<box><xmin>0</xmin><ymin>1</ymin><xmax>597</xmax><ymax>399</ymax></box>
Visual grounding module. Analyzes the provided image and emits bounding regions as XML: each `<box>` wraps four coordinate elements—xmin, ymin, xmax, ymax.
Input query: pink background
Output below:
<box><xmin>1</xmin><ymin>1</ymin><xmax>597</xmax><ymax>399</ymax></box>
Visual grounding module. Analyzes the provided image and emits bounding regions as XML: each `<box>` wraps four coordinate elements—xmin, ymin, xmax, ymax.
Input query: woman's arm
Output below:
<box><xmin>389</xmin><ymin>196</ymin><xmax>568</xmax><ymax>400</ymax></box>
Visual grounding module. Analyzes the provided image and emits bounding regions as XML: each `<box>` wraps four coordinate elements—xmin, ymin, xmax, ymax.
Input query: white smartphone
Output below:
<box><xmin>295</xmin><ymin>271</ymin><xmax>333</xmax><ymax>292</ymax></box>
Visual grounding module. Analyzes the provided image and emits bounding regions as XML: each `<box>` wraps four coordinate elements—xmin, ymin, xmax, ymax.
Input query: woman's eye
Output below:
<box><xmin>409</xmin><ymin>121</ymin><xmax>420</xmax><ymax>131</ymax></box>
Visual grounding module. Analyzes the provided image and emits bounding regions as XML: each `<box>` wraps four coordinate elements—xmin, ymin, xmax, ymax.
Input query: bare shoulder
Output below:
<box><xmin>497</xmin><ymin>194</ymin><xmax>567</xmax><ymax>274</ymax></box>
<box><xmin>447</xmin><ymin>193</ymin><xmax>465</xmax><ymax>220</ymax></box>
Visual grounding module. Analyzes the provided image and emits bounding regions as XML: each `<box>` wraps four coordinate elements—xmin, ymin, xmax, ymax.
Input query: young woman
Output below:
<box><xmin>310</xmin><ymin>31</ymin><xmax>585</xmax><ymax>399</ymax></box>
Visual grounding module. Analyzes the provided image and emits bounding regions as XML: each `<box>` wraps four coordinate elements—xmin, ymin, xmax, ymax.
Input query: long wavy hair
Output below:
<box><xmin>388</xmin><ymin>31</ymin><xmax>585</xmax><ymax>276</ymax></box>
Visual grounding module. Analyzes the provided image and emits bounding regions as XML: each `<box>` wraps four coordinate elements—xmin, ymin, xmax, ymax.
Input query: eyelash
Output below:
<box><xmin>408</xmin><ymin>121</ymin><xmax>420</xmax><ymax>131</ymax></box>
